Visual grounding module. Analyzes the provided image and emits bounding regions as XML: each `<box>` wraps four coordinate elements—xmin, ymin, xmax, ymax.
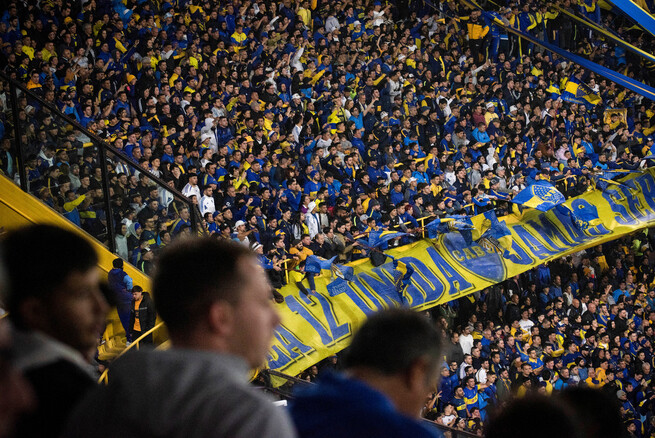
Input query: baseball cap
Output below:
<box><xmin>234</xmin><ymin>220</ymin><xmax>246</xmax><ymax>228</ymax></box>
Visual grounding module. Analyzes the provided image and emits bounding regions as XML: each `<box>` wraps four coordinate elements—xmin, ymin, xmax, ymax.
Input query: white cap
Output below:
<box><xmin>509</xmin><ymin>105</ymin><xmax>518</xmax><ymax>112</ymax></box>
<box><xmin>201</xmin><ymin>133</ymin><xmax>212</xmax><ymax>142</ymax></box>
<box><xmin>292</xmin><ymin>93</ymin><xmax>302</xmax><ymax>100</ymax></box>
<box><xmin>353</xmin><ymin>21</ymin><xmax>361</xmax><ymax>26</ymax></box>
<box><xmin>234</xmin><ymin>220</ymin><xmax>246</xmax><ymax>228</ymax></box>
<box><xmin>380</xmin><ymin>111</ymin><xmax>388</xmax><ymax>118</ymax></box>
<box><xmin>486</xmin><ymin>102</ymin><xmax>494</xmax><ymax>109</ymax></box>
<box><xmin>308</xmin><ymin>201</ymin><xmax>317</xmax><ymax>212</ymax></box>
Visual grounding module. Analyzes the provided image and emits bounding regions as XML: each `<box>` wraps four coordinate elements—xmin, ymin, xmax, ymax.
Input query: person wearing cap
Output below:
<box><xmin>484</xmin><ymin>102</ymin><xmax>499</xmax><ymax>125</ymax></box>
<box><xmin>232</xmin><ymin>219</ymin><xmax>256</xmax><ymax>247</ymax></box>
<box><xmin>304</xmin><ymin>170</ymin><xmax>322</xmax><ymax>199</ymax></box>
<box><xmin>488</xmin><ymin>177</ymin><xmax>511</xmax><ymax>202</ymax></box>
<box><xmin>304</xmin><ymin>201</ymin><xmax>321</xmax><ymax>239</ymax></box>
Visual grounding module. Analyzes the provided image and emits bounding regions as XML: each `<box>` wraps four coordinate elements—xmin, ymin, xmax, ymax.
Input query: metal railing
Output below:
<box><xmin>280</xmin><ymin>214</ymin><xmax>438</xmax><ymax>285</ymax></box>
<box><xmin>98</xmin><ymin>321</ymin><xmax>167</xmax><ymax>384</ymax></box>
<box><xmin>255</xmin><ymin>368</ymin><xmax>479</xmax><ymax>437</ymax></box>
<box><xmin>0</xmin><ymin>71</ymin><xmax>202</xmax><ymax>260</ymax></box>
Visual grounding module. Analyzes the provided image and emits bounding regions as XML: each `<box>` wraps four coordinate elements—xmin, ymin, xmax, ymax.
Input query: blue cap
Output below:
<box><xmin>207</xmin><ymin>176</ymin><xmax>218</xmax><ymax>185</ymax></box>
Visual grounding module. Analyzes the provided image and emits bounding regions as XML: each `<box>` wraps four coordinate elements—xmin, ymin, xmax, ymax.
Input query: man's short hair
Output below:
<box><xmin>343</xmin><ymin>309</ymin><xmax>443</xmax><ymax>375</ymax></box>
<box><xmin>152</xmin><ymin>237</ymin><xmax>256</xmax><ymax>334</ymax></box>
<box><xmin>2</xmin><ymin>225</ymin><xmax>98</xmax><ymax>328</ymax></box>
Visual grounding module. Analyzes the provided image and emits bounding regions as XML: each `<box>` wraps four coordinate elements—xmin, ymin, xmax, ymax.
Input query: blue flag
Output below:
<box><xmin>512</xmin><ymin>181</ymin><xmax>565</xmax><ymax>211</ymax></box>
<box><xmin>556</xmin><ymin>203</ymin><xmax>602</xmax><ymax>231</ymax></box>
<box><xmin>335</xmin><ymin>264</ymin><xmax>355</xmax><ymax>282</ymax></box>
<box><xmin>386</xmin><ymin>255</ymin><xmax>415</xmax><ymax>306</ymax></box>
<box><xmin>478</xmin><ymin>210</ymin><xmax>513</xmax><ymax>258</ymax></box>
<box><xmin>363</xmin><ymin>230</ymin><xmax>408</xmax><ymax>249</ymax></box>
<box><xmin>591</xmin><ymin>169</ymin><xmax>634</xmax><ymax>191</ymax></box>
<box><xmin>561</xmin><ymin>77</ymin><xmax>601</xmax><ymax>106</ymax></box>
<box><xmin>305</xmin><ymin>255</ymin><xmax>337</xmax><ymax>274</ymax></box>
<box><xmin>326</xmin><ymin>278</ymin><xmax>350</xmax><ymax>297</ymax></box>
<box><xmin>425</xmin><ymin>216</ymin><xmax>475</xmax><ymax>240</ymax></box>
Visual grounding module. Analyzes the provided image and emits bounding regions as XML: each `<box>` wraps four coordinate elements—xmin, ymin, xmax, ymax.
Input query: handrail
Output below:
<box><xmin>0</xmin><ymin>71</ymin><xmax>201</xmax><ymax>251</ymax></box>
<box><xmin>423</xmin><ymin>419</ymin><xmax>480</xmax><ymax>438</ymax></box>
<box><xmin>98</xmin><ymin>321</ymin><xmax>166</xmax><ymax>384</ymax></box>
<box><xmin>265</xmin><ymin>368</ymin><xmax>313</xmax><ymax>386</ymax></box>
<box><xmin>259</xmin><ymin>368</ymin><xmax>479</xmax><ymax>437</ymax></box>
<box><xmin>280</xmin><ymin>213</ymin><xmax>437</xmax><ymax>285</ymax></box>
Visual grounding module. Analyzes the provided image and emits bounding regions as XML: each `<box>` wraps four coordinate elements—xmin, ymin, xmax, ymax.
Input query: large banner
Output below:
<box><xmin>266</xmin><ymin>169</ymin><xmax>655</xmax><ymax>377</ymax></box>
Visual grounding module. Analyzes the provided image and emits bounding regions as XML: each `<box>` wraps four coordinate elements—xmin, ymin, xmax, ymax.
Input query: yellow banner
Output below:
<box><xmin>604</xmin><ymin>108</ymin><xmax>628</xmax><ymax>125</ymax></box>
<box><xmin>266</xmin><ymin>169</ymin><xmax>655</xmax><ymax>378</ymax></box>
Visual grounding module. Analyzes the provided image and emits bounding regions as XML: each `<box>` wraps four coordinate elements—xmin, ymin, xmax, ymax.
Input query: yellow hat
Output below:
<box><xmin>126</xmin><ymin>74</ymin><xmax>136</xmax><ymax>83</ymax></box>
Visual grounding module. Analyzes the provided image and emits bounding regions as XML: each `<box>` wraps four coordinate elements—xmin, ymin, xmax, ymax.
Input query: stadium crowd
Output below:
<box><xmin>1</xmin><ymin>0</ymin><xmax>655</xmax><ymax>278</ymax></box>
<box><xmin>1</xmin><ymin>0</ymin><xmax>655</xmax><ymax>435</ymax></box>
<box><xmin>279</xmin><ymin>230</ymin><xmax>655</xmax><ymax>437</ymax></box>
<box><xmin>424</xmin><ymin>232</ymin><xmax>655</xmax><ymax>436</ymax></box>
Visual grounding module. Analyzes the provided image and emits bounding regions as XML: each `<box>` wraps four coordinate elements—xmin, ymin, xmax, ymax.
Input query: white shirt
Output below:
<box><xmin>476</xmin><ymin>367</ymin><xmax>488</xmax><ymax>384</ymax></box>
<box><xmin>519</xmin><ymin>318</ymin><xmax>534</xmax><ymax>332</ymax></box>
<box><xmin>182</xmin><ymin>183</ymin><xmax>201</xmax><ymax>201</ymax></box>
<box><xmin>459</xmin><ymin>333</ymin><xmax>474</xmax><ymax>355</ymax></box>
<box><xmin>305</xmin><ymin>213</ymin><xmax>320</xmax><ymax>239</ymax></box>
<box><xmin>200</xmin><ymin>195</ymin><xmax>216</xmax><ymax>215</ymax></box>
<box><xmin>459</xmin><ymin>361</ymin><xmax>471</xmax><ymax>380</ymax></box>
<box><xmin>326</xmin><ymin>16</ymin><xmax>340</xmax><ymax>33</ymax></box>
<box><xmin>159</xmin><ymin>187</ymin><xmax>174</xmax><ymax>208</ymax></box>
<box><xmin>292</xmin><ymin>124</ymin><xmax>303</xmax><ymax>143</ymax></box>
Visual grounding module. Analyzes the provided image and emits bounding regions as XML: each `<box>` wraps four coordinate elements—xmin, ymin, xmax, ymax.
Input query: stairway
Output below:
<box><xmin>0</xmin><ymin>174</ymin><xmax>150</xmax><ymax>361</ymax></box>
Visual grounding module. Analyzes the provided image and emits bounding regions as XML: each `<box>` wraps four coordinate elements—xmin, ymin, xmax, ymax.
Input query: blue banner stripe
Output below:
<box><xmin>488</xmin><ymin>16</ymin><xmax>655</xmax><ymax>102</ymax></box>
<box><xmin>605</xmin><ymin>0</ymin><xmax>655</xmax><ymax>37</ymax></box>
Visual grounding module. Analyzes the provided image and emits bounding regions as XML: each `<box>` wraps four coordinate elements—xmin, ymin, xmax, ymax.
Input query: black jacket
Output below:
<box><xmin>129</xmin><ymin>292</ymin><xmax>157</xmax><ymax>335</ymax></box>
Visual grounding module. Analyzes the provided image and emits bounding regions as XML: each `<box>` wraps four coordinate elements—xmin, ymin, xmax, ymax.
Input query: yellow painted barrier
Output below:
<box><xmin>0</xmin><ymin>175</ymin><xmax>150</xmax><ymax>348</ymax></box>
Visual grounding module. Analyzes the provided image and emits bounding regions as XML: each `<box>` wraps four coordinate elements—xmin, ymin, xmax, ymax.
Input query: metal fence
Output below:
<box><xmin>255</xmin><ymin>369</ymin><xmax>480</xmax><ymax>438</ymax></box>
<box><xmin>0</xmin><ymin>71</ymin><xmax>202</xmax><ymax>260</ymax></box>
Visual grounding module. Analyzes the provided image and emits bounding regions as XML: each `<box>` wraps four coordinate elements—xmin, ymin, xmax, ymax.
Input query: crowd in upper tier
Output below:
<box><xmin>2</xmin><ymin>0</ymin><xmax>655</xmax><ymax>435</ymax></box>
<box><xmin>1</xmin><ymin>0</ymin><xmax>655</xmax><ymax>281</ymax></box>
